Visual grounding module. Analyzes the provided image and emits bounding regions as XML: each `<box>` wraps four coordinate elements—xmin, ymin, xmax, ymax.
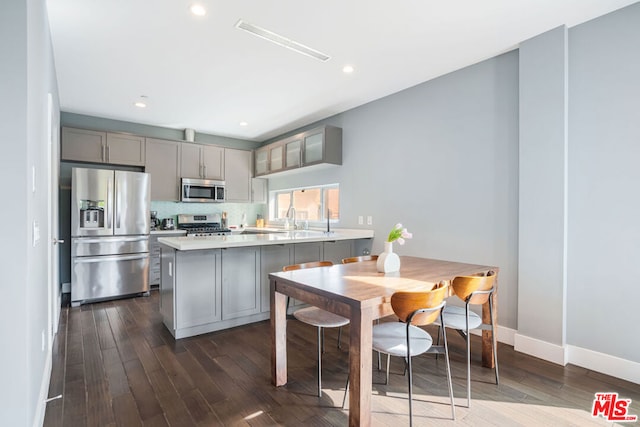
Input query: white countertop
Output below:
<box><xmin>151</xmin><ymin>229</ymin><xmax>186</xmax><ymax>235</ymax></box>
<box><xmin>158</xmin><ymin>228</ymin><xmax>374</xmax><ymax>251</ymax></box>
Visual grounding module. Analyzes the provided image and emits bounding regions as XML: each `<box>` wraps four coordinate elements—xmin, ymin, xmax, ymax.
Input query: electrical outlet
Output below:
<box><xmin>367</xmin><ymin>216</ymin><xmax>373</xmax><ymax>225</ymax></box>
<box><xmin>358</xmin><ymin>216</ymin><xmax>363</xmax><ymax>225</ymax></box>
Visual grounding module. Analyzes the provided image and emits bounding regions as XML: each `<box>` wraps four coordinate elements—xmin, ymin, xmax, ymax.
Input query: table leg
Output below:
<box><xmin>271</xmin><ymin>279</ymin><xmax>287</xmax><ymax>386</ymax></box>
<box><xmin>481</xmin><ymin>292</ymin><xmax>497</xmax><ymax>368</ymax></box>
<box><xmin>349</xmin><ymin>305</ymin><xmax>373</xmax><ymax>427</ymax></box>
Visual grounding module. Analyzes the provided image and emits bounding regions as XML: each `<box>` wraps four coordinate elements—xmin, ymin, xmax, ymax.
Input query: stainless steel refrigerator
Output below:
<box><xmin>71</xmin><ymin>167</ymin><xmax>150</xmax><ymax>306</ymax></box>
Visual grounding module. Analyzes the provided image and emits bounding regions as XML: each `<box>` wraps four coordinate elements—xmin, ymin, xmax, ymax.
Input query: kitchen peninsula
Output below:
<box><xmin>158</xmin><ymin>229</ymin><xmax>374</xmax><ymax>338</ymax></box>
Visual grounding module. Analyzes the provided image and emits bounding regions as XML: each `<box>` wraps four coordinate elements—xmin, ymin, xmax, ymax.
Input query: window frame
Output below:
<box><xmin>269</xmin><ymin>183</ymin><xmax>340</xmax><ymax>226</ymax></box>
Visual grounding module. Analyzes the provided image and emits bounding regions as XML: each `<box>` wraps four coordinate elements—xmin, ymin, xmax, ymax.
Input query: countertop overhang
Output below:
<box><xmin>158</xmin><ymin>228</ymin><xmax>374</xmax><ymax>251</ymax></box>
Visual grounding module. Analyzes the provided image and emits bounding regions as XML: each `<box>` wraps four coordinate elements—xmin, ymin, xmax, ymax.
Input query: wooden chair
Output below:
<box><xmin>283</xmin><ymin>261</ymin><xmax>349</xmax><ymax>397</ymax></box>
<box><xmin>341</xmin><ymin>255</ymin><xmax>378</xmax><ymax>264</ymax></box>
<box><xmin>437</xmin><ymin>271</ymin><xmax>498</xmax><ymax>408</ymax></box>
<box><xmin>370</xmin><ymin>283</ymin><xmax>455</xmax><ymax>424</ymax></box>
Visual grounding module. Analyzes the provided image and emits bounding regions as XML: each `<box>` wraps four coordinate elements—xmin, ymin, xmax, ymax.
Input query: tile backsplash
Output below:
<box><xmin>151</xmin><ymin>201</ymin><xmax>267</xmax><ymax>227</ymax></box>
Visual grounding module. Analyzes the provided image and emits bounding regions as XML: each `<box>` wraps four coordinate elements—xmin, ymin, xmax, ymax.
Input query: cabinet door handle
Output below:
<box><xmin>203</xmin><ymin>164</ymin><xmax>207</xmax><ymax>178</ymax></box>
<box><xmin>107</xmin><ymin>145</ymin><xmax>111</xmax><ymax>163</ymax></box>
<box><xmin>102</xmin><ymin>144</ymin><xmax>106</xmax><ymax>162</ymax></box>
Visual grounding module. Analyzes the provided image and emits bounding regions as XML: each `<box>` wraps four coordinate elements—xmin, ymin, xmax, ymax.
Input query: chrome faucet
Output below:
<box><xmin>286</xmin><ymin>206</ymin><xmax>297</xmax><ymax>229</ymax></box>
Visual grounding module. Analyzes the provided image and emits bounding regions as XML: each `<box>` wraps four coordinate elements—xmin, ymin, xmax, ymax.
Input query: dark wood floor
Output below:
<box><xmin>44</xmin><ymin>291</ymin><xmax>639</xmax><ymax>426</ymax></box>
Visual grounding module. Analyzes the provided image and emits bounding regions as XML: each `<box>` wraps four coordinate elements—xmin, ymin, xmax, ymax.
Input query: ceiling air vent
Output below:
<box><xmin>235</xmin><ymin>19</ymin><xmax>330</xmax><ymax>62</ymax></box>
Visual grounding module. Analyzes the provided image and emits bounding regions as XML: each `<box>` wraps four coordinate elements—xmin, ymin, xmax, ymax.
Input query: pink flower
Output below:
<box><xmin>386</xmin><ymin>223</ymin><xmax>413</xmax><ymax>244</ymax></box>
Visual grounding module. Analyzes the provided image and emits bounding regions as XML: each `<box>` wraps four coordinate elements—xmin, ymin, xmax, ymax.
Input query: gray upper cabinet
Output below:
<box><xmin>61</xmin><ymin>127</ymin><xmax>145</xmax><ymax>166</ymax></box>
<box><xmin>105</xmin><ymin>133</ymin><xmax>145</xmax><ymax>166</ymax></box>
<box><xmin>224</xmin><ymin>148</ymin><xmax>252</xmax><ymax>202</ymax></box>
<box><xmin>269</xmin><ymin>144</ymin><xmax>284</xmax><ymax>172</ymax></box>
<box><xmin>251</xmin><ymin>178</ymin><xmax>267</xmax><ymax>204</ymax></box>
<box><xmin>284</xmin><ymin>138</ymin><xmax>302</xmax><ymax>169</ymax></box>
<box><xmin>181</xmin><ymin>142</ymin><xmax>224</xmax><ymax>180</ymax></box>
<box><xmin>61</xmin><ymin>127</ymin><xmax>105</xmax><ymax>163</ymax></box>
<box><xmin>255</xmin><ymin>148</ymin><xmax>269</xmax><ymax>175</ymax></box>
<box><xmin>254</xmin><ymin>125</ymin><xmax>342</xmax><ymax>177</ymax></box>
<box><xmin>145</xmin><ymin>138</ymin><xmax>181</xmax><ymax>201</ymax></box>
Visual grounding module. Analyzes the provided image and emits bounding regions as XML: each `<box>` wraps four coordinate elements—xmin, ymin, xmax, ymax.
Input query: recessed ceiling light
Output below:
<box><xmin>239</xmin><ymin>121</ymin><xmax>248</xmax><ymax>126</ymax></box>
<box><xmin>235</xmin><ymin>19</ymin><xmax>330</xmax><ymax>62</ymax></box>
<box><xmin>190</xmin><ymin>4</ymin><xmax>207</xmax><ymax>16</ymax></box>
<box><xmin>343</xmin><ymin>65</ymin><xmax>355</xmax><ymax>74</ymax></box>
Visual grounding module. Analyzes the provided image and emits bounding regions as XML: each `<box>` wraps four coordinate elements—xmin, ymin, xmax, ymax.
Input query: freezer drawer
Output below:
<box><xmin>72</xmin><ymin>235</ymin><xmax>149</xmax><ymax>257</ymax></box>
<box><xmin>71</xmin><ymin>253</ymin><xmax>150</xmax><ymax>303</ymax></box>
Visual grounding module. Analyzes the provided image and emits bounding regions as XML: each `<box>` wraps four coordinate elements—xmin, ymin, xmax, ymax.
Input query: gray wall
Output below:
<box><xmin>269</xmin><ymin>52</ymin><xmax>521</xmax><ymax>330</ymax></box>
<box><xmin>518</xmin><ymin>26</ymin><xmax>568</xmax><ymax>347</ymax></box>
<box><xmin>0</xmin><ymin>0</ymin><xmax>60</xmax><ymax>424</ymax></box>
<box><xmin>269</xmin><ymin>3</ymin><xmax>640</xmax><ymax>368</ymax></box>
<box><xmin>567</xmin><ymin>4</ymin><xmax>640</xmax><ymax>362</ymax></box>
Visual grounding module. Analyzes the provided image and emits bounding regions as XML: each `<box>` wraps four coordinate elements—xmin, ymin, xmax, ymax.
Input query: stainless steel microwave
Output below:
<box><xmin>181</xmin><ymin>178</ymin><xmax>225</xmax><ymax>202</ymax></box>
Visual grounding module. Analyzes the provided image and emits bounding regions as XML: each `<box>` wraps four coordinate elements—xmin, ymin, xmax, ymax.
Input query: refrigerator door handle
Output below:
<box><xmin>73</xmin><ymin>253</ymin><xmax>150</xmax><ymax>264</ymax></box>
<box><xmin>116</xmin><ymin>178</ymin><xmax>121</xmax><ymax>229</ymax></box>
<box><xmin>106</xmin><ymin>179</ymin><xmax>113</xmax><ymax>229</ymax></box>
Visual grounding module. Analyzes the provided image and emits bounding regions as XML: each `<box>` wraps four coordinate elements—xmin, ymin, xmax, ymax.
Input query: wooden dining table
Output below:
<box><xmin>270</xmin><ymin>256</ymin><xmax>499</xmax><ymax>426</ymax></box>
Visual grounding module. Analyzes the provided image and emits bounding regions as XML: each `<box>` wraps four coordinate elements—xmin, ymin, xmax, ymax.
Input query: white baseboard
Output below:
<box><xmin>33</xmin><ymin>346</ymin><xmax>53</xmax><ymax>427</ymax></box>
<box><xmin>470</xmin><ymin>325</ymin><xmax>516</xmax><ymax>346</ymax></box>
<box><xmin>513</xmin><ymin>333</ymin><xmax>639</xmax><ymax>385</ymax></box>
<box><xmin>568</xmin><ymin>345</ymin><xmax>640</xmax><ymax>385</ymax></box>
<box><xmin>514</xmin><ymin>333</ymin><xmax>569</xmax><ymax>365</ymax></box>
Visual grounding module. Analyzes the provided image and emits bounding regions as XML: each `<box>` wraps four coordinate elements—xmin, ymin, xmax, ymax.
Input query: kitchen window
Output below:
<box><xmin>270</xmin><ymin>184</ymin><xmax>339</xmax><ymax>224</ymax></box>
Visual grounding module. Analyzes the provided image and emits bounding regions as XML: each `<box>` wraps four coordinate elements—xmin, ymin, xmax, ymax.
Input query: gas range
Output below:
<box><xmin>177</xmin><ymin>214</ymin><xmax>231</xmax><ymax>237</ymax></box>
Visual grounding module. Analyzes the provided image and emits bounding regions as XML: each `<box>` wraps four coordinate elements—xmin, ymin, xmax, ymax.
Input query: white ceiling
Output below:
<box><xmin>47</xmin><ymin>0</ymin><xmax>636</xmax><ymax>142</ymax></box>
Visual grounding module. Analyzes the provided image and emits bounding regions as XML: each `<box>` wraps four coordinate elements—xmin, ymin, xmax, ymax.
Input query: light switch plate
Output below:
<box><xmin>358</xmin><ymin>216</ymin><xmax>363</xmax><ymax>225</ymax></box>
<box><xmin>33</xmin><ymin>221</ymin><xmax>40</xmax><ymax>247</ymax></box>
<box><xmin>367</xmin><ymin>216</ymin><xmax>373</xmax><ymax>225</ymax></box>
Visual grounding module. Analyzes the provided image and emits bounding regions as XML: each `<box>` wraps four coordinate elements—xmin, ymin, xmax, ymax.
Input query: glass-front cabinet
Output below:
<box><xmin>253</xmin><ymin>125</ymin><xmax>342</xmax><ymax>177</ymax></box>
<box><xmin>284</xmin><ymin>139</ymin><xmax>302</xmax><ymax>168</ymax></box>
<box><xmin>269</xmin><ymin>144</ymin><xmax>284</xmax><ymax>172</ymax></box>
<box><xmin>303</xmin><ymin>131</ymin><xmax>324</xmax><ymax>165</ymax></box>
<box><xmin>255</xmin><ymin>147</ymin><xmax>269</xmax><ymax>176</ymax></box>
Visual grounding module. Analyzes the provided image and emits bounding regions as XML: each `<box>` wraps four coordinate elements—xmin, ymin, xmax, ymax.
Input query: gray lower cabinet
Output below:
<box><xmin>293</xmin><ymin>242</ymin><xmax>323</xmax><ymax>264</ymax></box>
<box><xmin>159</xmin><ymin>246</ymin><xmax>176</xmax><ymax>333</ymax></box>
<box><xmin>290</xmin><ymin>242</ymin><xmax>324</xmax><ymax>307</ymax></box>
<box><xmin>150</xmin><ymin>232</ymin><xmax>185</xmax><ymax>286</ymax></box>
<box><xmin>160</xmin><ymin>239</ymin><xmax>364</xmax><ymax>339</ymax></box>
<box><xmin>260</xmin><ymin>244</ymin><xmax>293</xmax><ymax>313</ymax></box>
<box><xmin>221</xmin><ymin>247</ymin><xmax>261</xmax><ymax>320</ymax></box>
<box><xmin>323</xmin><ymin>240</ymin><xmax>354</xmax><ymax>264</ymax></box>
<box><xmin>175</xmin><ymin>249</ymin><xmax>222</xmax><ymax>329</ymax></box>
